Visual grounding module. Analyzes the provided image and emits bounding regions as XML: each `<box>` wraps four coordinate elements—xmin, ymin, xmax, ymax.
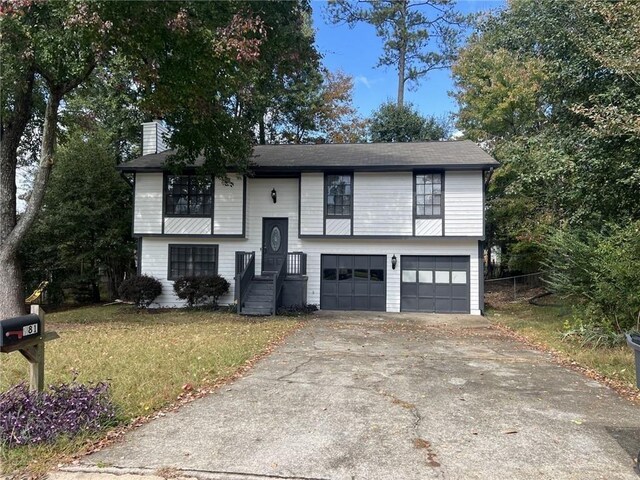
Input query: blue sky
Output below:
<box><xmin>311</xmin><ymin>0</ymin><xmax>505</xmax><ymax>120</ymax></box>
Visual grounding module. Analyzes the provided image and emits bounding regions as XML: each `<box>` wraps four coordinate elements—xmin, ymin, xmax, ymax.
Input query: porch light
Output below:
<box><xmin>271</xmin><ymin>188</ymin><xmax>277</xmax><ymax>203</ymax></box>
<box><xmin>391</xmin><ymin>255</ymin><xmax>397</xmax><ymax>270</ymax></box>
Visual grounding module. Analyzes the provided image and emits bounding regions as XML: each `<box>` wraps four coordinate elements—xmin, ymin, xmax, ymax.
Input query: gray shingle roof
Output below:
<box><xmin>117</xmin><ymin>140</ymin><xmax>499</xmax><ymax>172</ymax></box>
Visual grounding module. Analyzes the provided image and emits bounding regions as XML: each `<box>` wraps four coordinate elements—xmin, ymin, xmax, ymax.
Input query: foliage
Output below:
<box><xmin>118</xmin><ymin>275</ymin><xmax>162</xmax><ymax>308</ymax></box>
<box><xmin>369</xmin><ymin>102</ymin><xmax>449</xmax><ymax>142</ymax></box>
<box><xmin>276</xmin><ymin>304</ymin><xmax>319</xmax><ymax>316</ymax></box>
<box><xmin>326</xmin><ymin>0</ymin><xmax>468</xmax><ymax>106</ymax></box>
<box><xmin>0</xmin><ymin>382</ymin><xmax>116</xmax><ymax>447</ymax></box>
<box><xmin>21</xmin><ymin>130</ymin><xmax>135</xmax><ymax>302</ymax></box>
<box><xmin>273</xmin><ymin>69</ymin><xmax>367</xmax><ymax>144</ymax></box>
<box><xmin>543</xmin><ymin>222</ymin><xmax>640</xmax><ymax>333</ymax></box>
<box><xmin>0</xmin><ymin>1</ymin><xmax>321</xmax><ymax>318</ymax></box>
<box><xmin>453</xmin><ymin>0</ymin><xmax>640</xmax><ymax>290</ymax></box>
<box><xmin>173</xmin><ymin>275</ymin><xmax>230</xmax><ymax>308</ymax></box>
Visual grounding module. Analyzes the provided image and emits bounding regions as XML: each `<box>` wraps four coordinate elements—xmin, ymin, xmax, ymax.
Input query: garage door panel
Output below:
<box><xmin>370</xmin><ymin>283</ymin><xmax>384</xmax><ymax>296</ymax></box>
<box><xmin>401</xmin><ymin>255</ymin><xmax>469</xmax><ymax>314</ymax></box>
<box><xmin>323</xmin><ymin>282</ymin><xmax>337</xmax><ymax>295</ymax></box>
<box><xmin>338</xmin><ymin>256</ymin><xmax>353</xmax><ymax>268</ymax></box>
<box><xmin>369</xmin><ymin>297</ymin><xmax>385</xmax><ymax>311</ymax></box>
<box><xmin>321</xmin><ymin>255</ymin><xmax>386</xmax><ymax>311</ymax></box>
<box><xmin>354</xmin><ymin>283</ymin><xmax>368</xmax><ymax>295</ymax></box>
<box><xmin>338</xmin><ymin>296</ymin><xmax>352</xmax><ymax>309</ymax></box>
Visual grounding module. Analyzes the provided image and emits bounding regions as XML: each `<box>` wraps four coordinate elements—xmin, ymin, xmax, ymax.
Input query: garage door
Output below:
<box><xmin>321</xmin><ymin>255</ymin><xmax>386</xmax><ymax>311</ymax></box>
<box><xmin>401</xmin><ymin>256</ymin><xmax>470</xmax><ymax>313</ymax></box>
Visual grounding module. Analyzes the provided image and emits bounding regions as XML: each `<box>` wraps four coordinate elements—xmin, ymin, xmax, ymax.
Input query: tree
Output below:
<box><xmin>21</xmin><ymin>130</ymin><xmax>135</xmax><ymax>303</ymax></box>
<box><xmin>452</xmin><ymin>0</ymin><xmax>640</xmax><ymax>287</ymax></box>
<box><xmin>369</xmin><ymin>102</ymin><xmax>449</xmax><ymax>142</ymax></box>
<box><xmin>0</xmin><ymin>1</ymin><xmax>318</xmax><ymax>317</ymax></box>
<box><xmin>275</xmin><ymin>69</ymin><xmax>367</xmax><ymax>144</ymax></box>
<box><xmin>326</xmin><ymin>0</ymin><xmax>467</xmax><ymax>107</ymax></box>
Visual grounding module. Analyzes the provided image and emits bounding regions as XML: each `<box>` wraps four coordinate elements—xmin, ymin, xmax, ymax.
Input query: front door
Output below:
<box><xmin>262</xmin><ymin>218</ymin><xmax>288</xmax><ymax>273</ymax></box>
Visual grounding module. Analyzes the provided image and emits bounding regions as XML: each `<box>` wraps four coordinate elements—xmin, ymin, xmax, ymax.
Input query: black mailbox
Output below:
<box><xmin>0</xmin><ymin>314</ymin><xmax>41</xmax><ymax>347</ymax></box>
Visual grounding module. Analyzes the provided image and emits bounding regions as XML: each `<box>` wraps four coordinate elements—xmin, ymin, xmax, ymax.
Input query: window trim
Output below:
<box><xmin>413</xmin><ymin>171</ymin><xmax>444</xmax><ymax>220</ymax></box>
<box><xmin>163</xmin><ymin>173</ymin><xmax>214</xmax><ymax>218</ymax></box>
<box><xmin>167</xmin><ymin>244</ymin><xmax>219</xmax><ymax>280</ymax></box>
<box><xmin>324</xmin><ymin>172</ymin><xmax>353</xmax><ymax>219</ymax></box>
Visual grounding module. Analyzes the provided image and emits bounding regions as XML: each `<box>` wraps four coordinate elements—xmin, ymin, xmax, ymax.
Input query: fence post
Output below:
<box><xmin>513</xmin><ymin>277</ymin><xmax>517</xmax><ymax>300</ymax></box>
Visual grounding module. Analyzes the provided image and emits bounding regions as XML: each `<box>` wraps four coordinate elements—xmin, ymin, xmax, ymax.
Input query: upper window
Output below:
<box><xmin>415</xmin><ymin>173</ymin><xmax>443</xmax><ymax>218</ymax></box>
<box><xmin>168</xmin><ymin>245</ymin><xmax>218</xmax><ymax>280</ymax></box>
<box><xmin>165</xmin><ymin>175</ymin><xmax>213</xmax><ymax>216</ymax></box>
<box><xmin>326</xmin><ymin>174</ymin><xmax>352</xmax><ymax>217</ymax></box>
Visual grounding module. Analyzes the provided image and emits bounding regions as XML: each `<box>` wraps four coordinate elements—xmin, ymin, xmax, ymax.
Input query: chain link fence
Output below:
<box><xmin>485</xmin><ymin>272</ymin><xmax>545</xmax><ymax>302</ymax></box>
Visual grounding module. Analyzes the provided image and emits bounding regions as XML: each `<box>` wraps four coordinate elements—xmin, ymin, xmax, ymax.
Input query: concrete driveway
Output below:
<box><xmin>60</xmin><ymin>311</ymin><xmax>639</xmax><ymax>480</ymax></box>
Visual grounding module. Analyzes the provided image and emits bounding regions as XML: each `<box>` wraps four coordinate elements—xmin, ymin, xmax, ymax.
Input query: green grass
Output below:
<box><xmin>487</xmin><ymin>301</ymin><xmax>636</xmax><ymax>388</ymax></box>
<box><xmin>0</xmin><ymin>305</ymin><xmax>301</xmax><ymax>475</ymax></box>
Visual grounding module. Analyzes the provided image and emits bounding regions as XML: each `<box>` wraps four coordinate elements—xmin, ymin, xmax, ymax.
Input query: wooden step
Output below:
<box><xmin>241</xmin><ymin>307</ymin><xmax>272</xmax><ymax>316</ymax></box>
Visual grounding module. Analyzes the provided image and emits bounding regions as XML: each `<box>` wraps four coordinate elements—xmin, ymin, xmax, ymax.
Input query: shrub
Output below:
<box><xmin>173</xmin><ymin>275</ymin><xmax>230</xmax><ymax>308</ymax></box>
<box><xmin>0</xmin><ymin>382</ymin><xmax>117</xmax><ymax>447</ymax></box>
<box><xmin>117</xmin><ymin>275</ymin><xmax>162</xmax><ymax>308</ymax></box>
<box><xmin>543</xmin><ymin>222</ymin><xmax>640</xmax><ymax>333</ymax></box>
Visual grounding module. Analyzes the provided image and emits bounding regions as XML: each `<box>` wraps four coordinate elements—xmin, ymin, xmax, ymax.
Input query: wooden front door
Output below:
<box><xmin>262</xmin><ymin>218</ymin><xmax>288</xmax><ymax>273</ymax></box>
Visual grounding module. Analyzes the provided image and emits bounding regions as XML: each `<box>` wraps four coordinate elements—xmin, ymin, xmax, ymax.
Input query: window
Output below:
<box><xmin>415</xmin><ymin>173</ymin><xmax>442</xmax><ymax>218</ymax></box>
<box><xmin>326</xmin><ymin>174</ymin><xmax>352</xmax><ymax>217</ymax></box>
<box><xmin>165</xmin><ymin>175</ymin><xmax>213</xmax><ymax>216</ymax></box>
<box><xmin>168</xmin><ymin>245</ymin><xmax>218</xmax><ymax>280</ymax></box>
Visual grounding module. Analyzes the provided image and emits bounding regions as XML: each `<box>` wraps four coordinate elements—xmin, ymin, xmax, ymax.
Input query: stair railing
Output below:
<box><xmin>272</xmin><ymin>258</ymin><xmax>287</xmax><ymax>315</ymax></box>
<box><xmin>286</xmin><ymin>252</ymin><xmax>307</xmax><ymax>275</ymax></box>
<box><xmin>235</xmin><ymin>251</ymin><xmax>255</xmax><ymax>314</ymax></box>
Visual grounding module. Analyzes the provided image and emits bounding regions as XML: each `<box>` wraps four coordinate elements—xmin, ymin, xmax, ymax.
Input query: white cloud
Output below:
<box><xmin>355</xmin><ymin>75</ymin><xmax>372</xmax><ymax>89</ymax></box>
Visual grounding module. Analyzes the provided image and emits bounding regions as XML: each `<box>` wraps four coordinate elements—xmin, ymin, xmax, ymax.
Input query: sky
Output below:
<box><xmin>311</xmin><ymin>0</ymin><xmax>505</xmax><ymax>120</ymax></box>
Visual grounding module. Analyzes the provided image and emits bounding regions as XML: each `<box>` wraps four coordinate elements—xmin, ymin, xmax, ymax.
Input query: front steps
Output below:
<box><xmin>240</xmin><ymin>275</ymin><xmax>274</xmax><ymax>315</ymax></box>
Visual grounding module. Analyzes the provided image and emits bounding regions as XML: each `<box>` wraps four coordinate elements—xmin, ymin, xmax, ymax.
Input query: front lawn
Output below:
<box><xmin>486</xmin><ymin>300</ymin><xmax>637</xmax><ymax>392</ymax></box>
<box><xmin>0</xmin><ymin>305</ymin><xmax>301</xmax><ymax>476</ymax></box>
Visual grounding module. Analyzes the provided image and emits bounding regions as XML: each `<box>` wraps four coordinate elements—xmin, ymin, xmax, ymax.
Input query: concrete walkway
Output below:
<box><xmin>56</xmin><ymin>312</ymin><xmax>639</xmax><ymax>480</ymax></box>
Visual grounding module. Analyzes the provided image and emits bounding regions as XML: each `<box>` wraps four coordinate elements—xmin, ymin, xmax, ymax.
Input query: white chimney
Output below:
<box><xmin>142</xmin><ymin>120</ymin><xmax>169</xmax><ymax>155</ymax></box>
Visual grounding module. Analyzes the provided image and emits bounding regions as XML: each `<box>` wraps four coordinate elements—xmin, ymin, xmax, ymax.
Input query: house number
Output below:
<box><xmin>23</xmin><ymin>324</ymin><xmax>38</xmax><ymax>336</ymax></box>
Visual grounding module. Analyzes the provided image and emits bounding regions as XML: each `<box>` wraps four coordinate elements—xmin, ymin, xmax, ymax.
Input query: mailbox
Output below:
<box><xmin>0</xmin><ymin>314</ymin><xmax>41</xmax><ymax>347</ymax></box>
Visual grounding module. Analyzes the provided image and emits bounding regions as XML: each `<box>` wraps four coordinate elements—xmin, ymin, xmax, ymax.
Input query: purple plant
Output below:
<box><xmin>0</xmin><ymin>381</ymin><xmax>117</xmax><ymax>447</ymax></box>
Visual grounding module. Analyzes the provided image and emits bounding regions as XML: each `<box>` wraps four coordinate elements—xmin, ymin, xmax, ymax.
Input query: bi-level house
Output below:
<box><xmin>118</xmin><ymin>121</ymin><xmax>498</xmax><ymax>315</ymax></box>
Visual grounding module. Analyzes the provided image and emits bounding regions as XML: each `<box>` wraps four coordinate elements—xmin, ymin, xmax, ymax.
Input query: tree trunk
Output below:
<box><xmin>396</xmin><ymin>0</ymin><xmax>408</xmax><ymax>108</ymax></box>
<box><xmin>0</xmin><ymin>91</ymin><xmax>60</xmax><ymax>319</ymax></box>
<box><xmin>0</xmin><ymin>71</ymin><xmax>35</xmax><ymax>318</ymax></box>
<box><xmin>259</xmin><ymin>116</ymin><xmax>266</xmax><ymax>145</ymax></box>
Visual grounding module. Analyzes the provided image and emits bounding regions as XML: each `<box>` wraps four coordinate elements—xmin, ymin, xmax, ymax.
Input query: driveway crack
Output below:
<box><xmin>276</xmin><ymin>357</ymin><xmax>313</xmax><ymax>381</ymax></box>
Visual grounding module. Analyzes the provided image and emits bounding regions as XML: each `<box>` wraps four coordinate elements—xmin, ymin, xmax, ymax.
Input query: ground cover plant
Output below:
<box><xmin>486</xmin><ymin>297</ymin><xmax>636</xmax><ymax>390</ymax></box>
<box><xmin>0</xmin><ymin>305</ymin><xmax>301</xmax><ymax>476</ymax></box>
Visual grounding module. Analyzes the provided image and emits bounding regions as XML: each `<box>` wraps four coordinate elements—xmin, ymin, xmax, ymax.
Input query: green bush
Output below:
<box><xmin>173</xmin><ymin>275</ymin><xmax>230</xmax><ymax>308</ymax></box>
<box><xmin>117</xmin><ymin>275</ymin><xmax>162</xmax><ymax>308</ymax></box>
<box><xmin>543</xmin><ymin>222</ymin><xmax>640</xmax><ymax>333</ymax></box>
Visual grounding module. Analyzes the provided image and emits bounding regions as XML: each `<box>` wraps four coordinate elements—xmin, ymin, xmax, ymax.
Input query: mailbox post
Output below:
<box><xmin>0</xmin><ymin>305</ymin><xmax>58</xmax><ymax>392</ymax></box>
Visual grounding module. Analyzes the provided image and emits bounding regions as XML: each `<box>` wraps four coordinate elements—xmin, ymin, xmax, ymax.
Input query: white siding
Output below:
<box><xmin>142</xmin><ymin>121</ymin><xmax>169</xmax><ymax>155</ymax></box>
<box><xmin>164</xmin><ymin>217</ymin><xmax>211</xmax><ymax>235</ymax></box>
<box><xmin>213</xmin><ymin>176</ymin><xmax>244</xmax><ymax>235</ymax></box>
<box><xmin>353</xmin><ymin>172</ymin><xmax>413</xmax><ymax>236</ymax></box>
<box><xmin>142</xmin><ymin>236</ymin><xmax>481</xmax><ymax>315</ymax></box>
<box><xmin>300</xmin><ymin>173</ymin><xmax>323</xmax><ymax>235</ymax></box>
<box><xmin>415</xmin><ymin>218</ymin><xmax>442</xmax><ymax>236</ymax></box>
<box><xmin>246</xmin><ymin>178</ymin><xmax>302</xmax><ymax>272</ymax></box>
<box><xmin>134</xmin><ymin>173</ymin><xmax>163</xmax><ymax>234</ymax></box>
<box><xmin>142</xmin><ymin>177</ymin><xmax>301</xmax><ymax>307</ymax></box>
<box><xmin>325</xmin><ymin>218</ymin><xmax>350</xmax><ymax>235</ymax></box>
<box><xmin>444</xmin><ymin>171</ymin><xmax>484</xmax><ymax>237</ymax></box>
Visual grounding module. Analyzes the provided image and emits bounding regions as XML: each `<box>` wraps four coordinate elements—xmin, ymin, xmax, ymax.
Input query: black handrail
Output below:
<box><xmin>272</xmin><ymin>258</ymin><xmax>287</xmax><ymax>315</ymax></box>
<box><xmin>287</xmin><ymin>252</ymin><xmax>307</xmax><ymax>275</ymax></box>
<box><xmin>235</xmin><ymin>251</ymin><xmax>255</xmax><ymax>314</ymax></box>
